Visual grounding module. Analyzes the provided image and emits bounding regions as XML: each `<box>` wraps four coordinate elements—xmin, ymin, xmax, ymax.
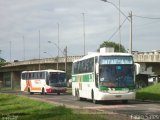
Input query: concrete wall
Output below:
<box><xmin>12</xmin><ymin>71</ymin><xmax>21</xmax><ymax>89</ymax></box>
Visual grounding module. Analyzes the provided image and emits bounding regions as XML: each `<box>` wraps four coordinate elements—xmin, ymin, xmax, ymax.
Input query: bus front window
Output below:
<box><xmin>48</xmin><ymin>72</ymin><xmax>66</xmax><ymax>86</ymax></box>
<box><xmin>99</xmin><ymin>65</ymin><xmax>134</xmax><ymax>88</ymax></box>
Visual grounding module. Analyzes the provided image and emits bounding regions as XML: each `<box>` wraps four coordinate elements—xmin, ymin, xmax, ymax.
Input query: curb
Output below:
<box><xmin>135</xmin><ymin>99</ymin><xmax>160</xmax><ymax>103</ymax></box>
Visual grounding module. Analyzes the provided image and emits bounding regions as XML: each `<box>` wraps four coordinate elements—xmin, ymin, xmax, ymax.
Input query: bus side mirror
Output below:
<box><xmin>96</xmin><ymin>63</ymin><xmax>99</xmax><ymax>74</ymax></box>
<box><xmin>134</xmin><ymin>63</ymin><xmax>140</xmax><ymax>75</ymax></box>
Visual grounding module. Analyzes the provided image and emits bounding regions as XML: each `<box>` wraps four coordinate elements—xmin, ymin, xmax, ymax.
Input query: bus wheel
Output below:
<box><xmin>28</xmin><ymin>88</ymin><xmax>33</xmax><ymax>95</ymax></box>
<box><xmin>76</xmin><ymin>89</ymin><xmax>82</xmax><ymax>101</ymax></box>
<box><xmin>57</xmin><ymin>92</ymin><xmax>60</xmax><ymax>95</ymax></box>
<box><xmin>41</xmin><ymin>88</ymin><xmax>45</xmax><ymax>95</ymax></box>
<box><xmin>92</xmin><ymin>91</ymin><xmax>98</xmax><ymax>104</ymax></box>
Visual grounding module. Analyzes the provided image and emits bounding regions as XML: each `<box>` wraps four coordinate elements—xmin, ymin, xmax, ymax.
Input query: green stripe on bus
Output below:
<box><xmin>99</xmin><ymin>87</ymin><xmax>131</xmax><ymax>91</ymax></box>
<box><xmin>115</xmin><ymin>88</ymin><xmax>129</xmax><ymax>91</ymax></box>
<box><xmin>72</xmin><ymin>73</ymin><xmax>93</xmax><ymax>82</ymax></box>
<box><xmin>99</xmin><ymin>86</ymin><xmax>108</xmax><ymax>91</ymax></box>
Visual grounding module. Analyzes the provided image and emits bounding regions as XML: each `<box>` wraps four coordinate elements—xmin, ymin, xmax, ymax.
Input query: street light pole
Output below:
<box><xmin>118</xmin><ymin>0</ymin><xmax>121</xmax><ymax>52</ymax></box>
<box><xmin>101</xmin><ymin>0</ymin><xmax>129</xmax><ymax>21</ymax></box>
<box><xmin>57</xmin><ymin>23</ymin><xmax>60</xmax><ymax>70</ymax></box>
<box><xmin>48</xmin><ymin>41</ymin><xmax>68</xmax><ymax>71</ymax></box>
<box><xmin>38</xmin><ymin>30</ymin><xmax>41</xmax><ymax>70</ymax></box>
<box><xmin>43</xmin><ymin>52</ymin><xmax>53</xmax><ymax>58</ymax></box>
<box><xmin>129</xmin><ymin>11</ymin><xmax>133</xmax><ymax>54</ymax></box>
<box><xmin>64</xmin><ymin>46</ymin><xmax>67</xmax><ymax>73</ymax></box>
<box><xmin>23</xmin><ymin>36</ymin><xmax>25</xmax><ymax>60</ymax></box>
<box><xmin>100</xmin><ymin>0</ymin><xmax>132</xmax><ymax>54</ymax></box>
<box><xmin>82</xmin><ymin>13</ymin><xmax>86</xmax><ymax>55</ymax></box>
<box><xmin>9</xmin><ymin>41</ymin><xmax>12</xmax><ymax>62</ymax></box>
<box><xmin>48</xmin><ymin>41</ymin><xmax>59</xmax><ymax>70</ymax></box>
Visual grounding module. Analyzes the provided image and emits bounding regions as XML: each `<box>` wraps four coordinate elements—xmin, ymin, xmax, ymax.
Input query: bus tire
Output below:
<box><xmin>41</xmin><ymin>88</ymin><xmax>45</xmax><ymax>95</ymax></box>
<box><xmin>92</xmin><ymin>90</ymin><xmax>98</xmax><ymax>104</ymax></box>
<box><xmin>57</xmin><ymin>92</ymin><xmax>60</xmax><ymax>95</ymax></box>
<box><xmin>76</xmin><ymin>89</ymin><xmax>82</xmax><ymax>101</ymax></box>
<box><xmin>28</xmin><ymin>88</ymin><xmax>34</xmax><ymax>95</ymax></box>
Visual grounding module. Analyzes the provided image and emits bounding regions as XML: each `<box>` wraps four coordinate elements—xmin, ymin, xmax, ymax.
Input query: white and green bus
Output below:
<box><xmin>72</xmin><ymin>49</ymin><xmax>140</xmax><ymax>104</ymax></box>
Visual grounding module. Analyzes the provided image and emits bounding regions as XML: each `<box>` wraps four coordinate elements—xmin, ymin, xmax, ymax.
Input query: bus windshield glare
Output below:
<box><xmin>99</xmin><ymin>56</ymin><xmax>134</xmax><ymax>87</ymax></box>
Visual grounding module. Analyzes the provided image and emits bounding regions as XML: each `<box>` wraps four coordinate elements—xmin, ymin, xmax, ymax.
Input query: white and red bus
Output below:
<box><xmin>21</xmin><ymin>69</ymin><xmax>67</xmax><ymax>95</ymax></box>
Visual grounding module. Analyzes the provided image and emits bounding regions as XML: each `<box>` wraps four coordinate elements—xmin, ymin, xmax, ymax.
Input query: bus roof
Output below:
<box><xmin>73</xmin><ymin>52</ymin><xmax>133</xmax><ymax>63</ymax></box>
<box><xmin>22</xmin><ymin>69</ymin><xmax>65</xmax><ymax>73</ymax></box>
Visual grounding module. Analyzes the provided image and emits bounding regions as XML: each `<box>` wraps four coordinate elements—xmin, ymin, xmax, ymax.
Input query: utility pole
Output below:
<box><xmin>64</xmin><ymin>46</ymin><xmax>67</xmax><ymax>73</ymax></box>
<box><xmin>118</xmin><ymin>0</ymin><xmax>121</xmax><ymax>52</ymax></box>
<box><xmin>11</xmin><ymin>72</ymin><xmax>13</xmax><ymax>89</ymax></box>
<box><xmin>100</xmin><ymin>0</ymin><xmax>131</xmax><ymax>53</ymax></box>
<box><xmin>129</xmin><ymin>11</ymin><xmax>133</xmax><ymax>54</ymax></box>
<box><xmin>9</xmin><ymin>41</ymin><xmax>11</xmax><ymax>62</ymax></box>
<box><xmin>23</xmin><ymin>36</ymin><xmax>25</xmax><ymax>60</ymax></box>
<box><xmin>38</xmin><ymin>30</ymin><xmax>41</xmax><ymax>70</ymax></box>
<box><xmin>82</xmin><ymin>13</ymin><xmax>86</xmax><ymax>55</ymax></box>
<box><xmin>57</xmin><ymin>23</ymin><xmax>60</xmax><ymax>70</ymax></box>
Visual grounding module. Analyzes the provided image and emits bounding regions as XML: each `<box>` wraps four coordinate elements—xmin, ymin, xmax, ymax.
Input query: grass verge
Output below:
<box><xmin>136</xmin><ymin>83</ymin><xmax>160</xmax><ymax>101</ymax></box>
<box><xmin>0</xmin><ymin>93</ymin><xmax>106</xmax><ymax>120</ymax></box>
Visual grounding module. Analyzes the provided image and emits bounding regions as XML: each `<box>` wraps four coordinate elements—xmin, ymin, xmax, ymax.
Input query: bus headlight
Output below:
<box><xmin>129</xmin><ymin>89</ymin><xmax>136</xmax><ymax>92</ymax></box>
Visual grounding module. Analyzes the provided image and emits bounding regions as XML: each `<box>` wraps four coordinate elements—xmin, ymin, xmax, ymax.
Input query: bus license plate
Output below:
<box><xmin>115</xmin><ymin>95</ymin><xmax>122</xmax><ymax>98</ymax></box>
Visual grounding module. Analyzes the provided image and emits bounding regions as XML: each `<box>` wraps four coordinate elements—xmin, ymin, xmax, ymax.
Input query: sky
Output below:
<box><xmin>0</xmin><ymin>0</ymin><xmax>160</xmax><ymax>62</ymax></box>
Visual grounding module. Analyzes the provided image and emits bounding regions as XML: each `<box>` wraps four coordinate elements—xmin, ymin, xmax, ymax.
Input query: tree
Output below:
<box><xmin>98</xmin><ymin>41</ymin><xmax>126</xmax><ymax>53</ymax></box>
<box><xmin>0</xmin><ymin>58</ymin><xmax>6</xmax><ymax>67</ymax></box>
<box><xmin>0</xmin><ymin>50</ymin><xmax>7</xmax><ymax>67</ymax></box>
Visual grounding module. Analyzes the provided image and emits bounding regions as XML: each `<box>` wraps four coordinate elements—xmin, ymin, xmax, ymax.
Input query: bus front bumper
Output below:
<box><xmin>96</xmin><ymin>91</ymin><xmax>135</xmax><ymax>101</ymax></box>
<box><xmin>46</xmin><ymin>87</ymin><xmax>67</xmax><ymax>93</ymax></box>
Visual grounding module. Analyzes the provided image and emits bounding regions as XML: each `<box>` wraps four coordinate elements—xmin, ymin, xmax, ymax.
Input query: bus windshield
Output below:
<box><xmin>99</xmin><ymin>56</ymin><xmax>134</xmax><ymax>87</ymax></box>
<box><xmin>48</xmin><ymin>72</ymin><xmax>66</xmax><ymax>85</ymax></box>
<box><xmin>99</xmin><ymin>65</ymin><xmax>134</xmax><ymax>87</ymax></box>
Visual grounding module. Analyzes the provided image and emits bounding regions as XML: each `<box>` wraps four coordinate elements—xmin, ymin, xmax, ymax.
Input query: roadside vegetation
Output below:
<box><xmin>98</xmin><ymin>41</ymin><xmax>126</xmax><ymax>53</ymax></box>
<box><xmin>136</xmin><ymin>83</ymin><xmax>160</xmax><ymax>101</ymax></box>
<box><xmin>0</xmin><ymin>93</ymin><xmax>106</xmax><ymax>120</ymax></box>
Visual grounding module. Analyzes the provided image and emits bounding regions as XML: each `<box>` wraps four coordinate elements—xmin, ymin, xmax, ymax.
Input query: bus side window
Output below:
<box><xmin>25</xmin><ymin>73</ymin><xmax>28</xmax><ymax>80</ymax></box>
<box><xmin>22</xmin><ymin>73</ymin><xmax>26</xmax><ymax>80</ymax></box>
<box><xmin>37</xmin><ymin>72</ymin><xmax>40</xmax><ymax>79</ymax></box>
<box><xmin>95</xmin><ymin>56</ymin><xmax>98</xmax><ymax>63</ymax></box>
<box><xmin>43</xmin><ymin>72</ymin><xmax>45</xmax><ymax>79</ymax></box>
<box><xmin>34</xmin><ymin>72</ymin><xmax>37</xmax><ymax>79</ymax></box>
<box><xmin>95</xmin><ymin>74</ymin><xmax>98</xmax><ymax>88</ymax></box>
<box><xmin>46</xmin><ymin>72</ymin><xmax>49</xmax><ymax>85</ymax></box>
<box><xmin>40</xmin><ymin>72</ymin><xmax>45</xmax><ymax>79</ymax></box>
<box><xmin>39</xmin><ymin>72</ymin><xmax>42</xmax><ymax>79</ymax></box>
<box><xmin>31</xmin><ymin>73</ymin><xmax>34</xmax><ymax>79</ymax></box>
<box><xmin>95</xmin><ymin>57</ymin><xmax>99</xmax><ymax>87</ymax></box>
<box><xmin>29</xmin><ymin>73</ymin><xmax>31</xmax><ymax>79</ymax></box>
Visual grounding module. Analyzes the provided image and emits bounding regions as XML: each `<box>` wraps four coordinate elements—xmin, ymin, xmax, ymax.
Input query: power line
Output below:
<box><xmin>107</xmin><ymin>17</ymin><xmax>128</xmax><ymax>41</ymax></box>
<box><xmin>132</xmin><ymin>14</ymin><xmax>160</xmax><ymax>29</ymax></box>
<box><xmin>101</xmin><ymin>0</ymin><xmax>130</xmax><ymax>21</ymax></box>
<box><xmin>133</xmin><ymin>15</ymin><xmax>160</xmax><ymax>20</ymax></box>
<box><xmin>134</xmin><ymin>20</ymin><xmax>160</xmax><ymax>29</ymax></box>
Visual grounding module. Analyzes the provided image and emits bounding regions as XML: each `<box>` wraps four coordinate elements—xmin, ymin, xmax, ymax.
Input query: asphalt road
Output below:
<box><xmin>2</xmin><ymin>91</ymin><xmax>160</xmax><ymax>120</ymax></box>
